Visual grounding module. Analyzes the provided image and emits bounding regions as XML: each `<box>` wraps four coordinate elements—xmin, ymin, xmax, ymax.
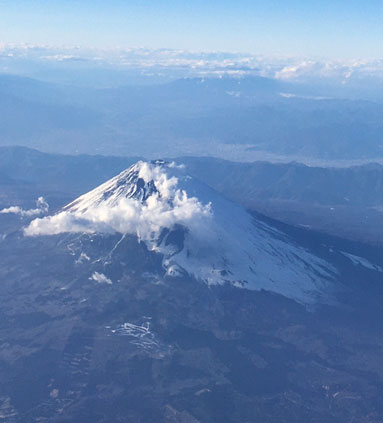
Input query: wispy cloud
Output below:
<box><xmin>0</xmin><ymin>197</ymin><xmax>49</xmax><ymax>217</ymax></box>
<box><xmin>90</xmin><ymin>272</ymin><xmax>112</xmax><ymax>285</ymax></box>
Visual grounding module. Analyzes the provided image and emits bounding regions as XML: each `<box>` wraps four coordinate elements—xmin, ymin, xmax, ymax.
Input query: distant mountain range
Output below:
<box><xmin>0</xmin><ymin>147</ymin><xmax>382</xmax><ymax>244</ymax></box>
<box><xmin>1</xmin><ymin>74</ymin><xmax>383</xmax><ymax>161</ymax></box>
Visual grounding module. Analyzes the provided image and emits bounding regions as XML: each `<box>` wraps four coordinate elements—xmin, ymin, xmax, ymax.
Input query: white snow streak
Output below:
<box><xmin>340</xmin><ymin>252</ymin><xmax>383</xmax><ymax>272</ymax></box>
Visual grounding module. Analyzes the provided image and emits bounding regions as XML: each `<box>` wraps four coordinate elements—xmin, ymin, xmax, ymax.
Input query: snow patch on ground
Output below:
<box><xmin>110</xmin><ymin>321</ymin><xmax>170</xmax><ymax>355</ymax></box>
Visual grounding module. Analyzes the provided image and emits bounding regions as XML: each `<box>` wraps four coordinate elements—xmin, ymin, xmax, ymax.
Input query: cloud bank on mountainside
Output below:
<box><xmin>24</xmin><ymin>162</ymin><xmax>212</xmax><ymax>243</ymax></box>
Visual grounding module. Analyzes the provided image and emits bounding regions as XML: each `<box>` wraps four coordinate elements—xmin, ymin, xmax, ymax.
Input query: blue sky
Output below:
<box><xmin>1</xmin><ymin>0</ymin><xmax>383</xmax><ymax>59</ymax></box>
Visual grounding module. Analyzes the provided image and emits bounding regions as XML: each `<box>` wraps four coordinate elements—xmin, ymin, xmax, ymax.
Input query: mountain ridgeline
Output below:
<box><xmin>1</xmin><ymin>74</ymin><xmax>383</xmax><ymax>161</ymax></box>
<box><xmin>1</xmin><ymin>147</ymin><xmax>383</xmax><ymax>244</ymax></box>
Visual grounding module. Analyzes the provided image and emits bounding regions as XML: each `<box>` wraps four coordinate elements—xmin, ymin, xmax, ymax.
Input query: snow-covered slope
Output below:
<box><xmin>25</xmin><ymin>160</ymin><xmax>336</xmax><ymax>304</ymax></box>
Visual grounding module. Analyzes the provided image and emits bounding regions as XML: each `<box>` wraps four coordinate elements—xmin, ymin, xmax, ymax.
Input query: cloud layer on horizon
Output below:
<box><xmin>2</xmin><ymin>44</ymin><xmax>383</xmax><ymax>85</ymax></box>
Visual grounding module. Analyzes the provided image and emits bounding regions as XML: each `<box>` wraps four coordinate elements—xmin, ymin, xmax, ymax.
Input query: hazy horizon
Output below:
<box><xmin>1</xmin><ymin>0</ymin><xmax>383</xmax><ymax>60</ymax></box>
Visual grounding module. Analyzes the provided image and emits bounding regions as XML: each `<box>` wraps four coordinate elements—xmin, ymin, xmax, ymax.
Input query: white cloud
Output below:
<box><xmin>3</xmin><ymin>43</ymin><xmax>383</xmax><ymax>83</ymax></box>
<box><xmin>23</xmin><ymin>163</ymin><xmax>212</xmax><ymax>244</ymax></box>
<box><xmin>89</xmin><ymin>272</ymin><xmax>112</xmax><ymax>285</ymax></box>
<box><xmin>274</xmin><ymin>59</ymin><xmax>383</xmax><ymax>82</ymax></box>
<box><xmin>0</xmin><ymin>197</ymin><xmax>49</xmax><ymax>217</ymax></box>
<box><xmin>76</xmin><ymin>252</ymin><xmax>90</xmax><ymax>264</ymax></box>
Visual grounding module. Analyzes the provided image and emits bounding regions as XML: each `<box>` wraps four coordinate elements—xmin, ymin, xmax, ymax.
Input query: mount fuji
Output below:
<box><xmin>25</xmin><ymin>160</ymin><xmax>337</xmax><ymax>304</ymax></box>
<box><xmin>1</xmin><ymin>160</ymin><xmax>383</xmax><ymax>422</ymax></box>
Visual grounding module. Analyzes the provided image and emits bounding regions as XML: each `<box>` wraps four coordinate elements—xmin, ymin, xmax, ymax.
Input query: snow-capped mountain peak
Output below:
<box><xmin>65</xmin><ymin>160</ymin><xmax>170</xmax><ymax>211</ymax></box>
<box><xmin>25</xmin><ymin>160</ymin><xmax>336</xmax><ymax>304</ymax></box>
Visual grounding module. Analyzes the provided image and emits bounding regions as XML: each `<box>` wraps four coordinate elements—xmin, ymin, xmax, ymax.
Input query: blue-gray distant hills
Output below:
<box><xmin>0</xmin><ymin>147</ymin><xmax>382</xmax><ymax>244</ymax></box>
<box><xmin>1</xmin><ymin>74</ymin><xmax>383</xmax><ymax>160</ymax></box>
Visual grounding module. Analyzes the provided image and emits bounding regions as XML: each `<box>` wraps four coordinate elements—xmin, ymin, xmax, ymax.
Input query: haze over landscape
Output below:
<box><xmin>1</xmin><ymin>1</ymin><xmax>383</xmax><ymax>422</ymax></box>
